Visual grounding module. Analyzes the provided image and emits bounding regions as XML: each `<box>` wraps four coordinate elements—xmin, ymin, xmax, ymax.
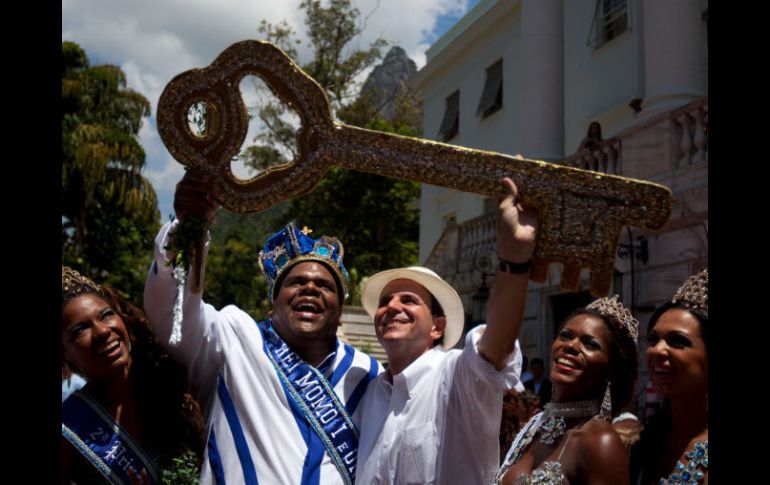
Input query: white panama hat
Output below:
<box><xmin>362</xmin><ymin>266</ymin><xmax>464</xmax><ymax>350</ymax></box>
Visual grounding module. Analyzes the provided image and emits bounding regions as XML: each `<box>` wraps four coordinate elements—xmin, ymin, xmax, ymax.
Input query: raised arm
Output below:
<box><xmin>172</xmin><ymin>169</ymin><xmax>221</xmax><ymax>231</ymax></box>
<box><xmin>143</xmin><ymin>170</ymin><xmax>224</xmax><ymax>395</ymax></box>
<box><xmin>477</xmin><ymin>177</ymin><xmax>538</xmax><ymax>370</ymax></box>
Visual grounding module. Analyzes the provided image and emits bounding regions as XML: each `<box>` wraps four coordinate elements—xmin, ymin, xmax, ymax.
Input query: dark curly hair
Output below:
<box><xmin>101</xmin><ymin>286</ymin><xmax>205</xmax><ymax>461</ymax></box>
<box><xmin>62</xmin><ymin>283</ymin><xmax>205</xmax><ymax>470</ymax></box>
<box><xmin>561</xmin><ymin>307</ymin><xmax>639</xmax><ymax>417</ymax></box>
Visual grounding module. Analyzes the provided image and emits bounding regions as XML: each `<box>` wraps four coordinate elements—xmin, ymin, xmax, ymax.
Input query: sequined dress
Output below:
<box><xmin>494</xmin><ymin>413</ymin><xmax>570</xmax><ymax>484</ymax></box>
<box><xmin>510</xmin><ymin>460</ymin><xmax>567</xmax><ymax>485</ymax></box>
<box><xmin>659</xmin><ymin>440</ymin><xmax>708</xmax><ymax>485</ymax></box>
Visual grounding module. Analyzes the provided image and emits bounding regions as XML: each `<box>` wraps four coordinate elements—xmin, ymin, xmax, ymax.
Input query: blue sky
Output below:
<box><xmin>426</xmin><ymin>0</ymin><xmax>481</xmax><ymax>45</ymax></box>
<box><xmin>63</xmin><ymin>0</ymin><xmax>479</xmax><ymax>221</ymax></box>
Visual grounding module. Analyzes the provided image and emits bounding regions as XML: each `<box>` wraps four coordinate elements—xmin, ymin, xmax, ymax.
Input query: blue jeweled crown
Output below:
<box><xmin>258</xmin><ymin>223</ymin><xmax>350</xmax><ymax>303</ymax></box>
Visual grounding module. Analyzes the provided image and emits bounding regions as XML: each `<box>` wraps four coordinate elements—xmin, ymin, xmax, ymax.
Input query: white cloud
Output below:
<box><xmin>63</xmin><ymin>0</ymin><xmax>473</xmax><ymax>219</ymax></box>
<box><xmin>144</xmin><ymin>154</ymin><xmax>185</xmax><ymax>194</ymax></box>
<box><xmin>355</xmin><ymin>0</ymin><xmax>467</xmax><ymax>69</ymax></box>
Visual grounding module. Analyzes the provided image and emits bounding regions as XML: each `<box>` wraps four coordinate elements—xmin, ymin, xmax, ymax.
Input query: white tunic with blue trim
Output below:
<box><xmin>144</xmin><ymin>221</ymin><xmax>382</xmax><ymax>485</ymax></box>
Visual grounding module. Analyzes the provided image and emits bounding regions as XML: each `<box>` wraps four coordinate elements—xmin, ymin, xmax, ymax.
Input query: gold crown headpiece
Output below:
<box><xmin>62</xmin><ymin>266</ymin><xmax>103</xmax><ymax>303</ymax></box>
<box><xmin>671</xmin><ymin>268</ymin><xmax>708</xmax><ymax>313</ymax></box>
<box><xmin>587</xmin><ymin>295</ymin><xmax>639</xmax><ymax>343</ymax></box>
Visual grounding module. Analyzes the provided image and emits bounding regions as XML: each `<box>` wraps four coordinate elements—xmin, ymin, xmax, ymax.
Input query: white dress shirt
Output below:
<box><xmin>355</xmin><ymin>326</ymin><xmax>522</xmax><ymax>485</ymax></box>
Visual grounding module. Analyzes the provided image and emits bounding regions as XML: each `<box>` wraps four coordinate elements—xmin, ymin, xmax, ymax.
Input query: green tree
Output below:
<box><xmin>226</xmin><ymin>0</ymin><xmax>422</xmax><ymax>304</ymax></box>
<box><xmin>203</xmin><ymin>207</ymin><xmax>289</xmax><ymax>318</ymax></box>
<box><xmin>203</xmin><ymin>234</ymin><xmax>267</xmax><ymax>318</ymax></box>
<box><xmin>160</xmin><ymin>449</ymin><xmax>200</xmax><ymax>485</ymax></box>
<box><xmin>279</xmin><ymin>118</ymin><xmax>421</xmax><ymax>304</ymax></box>
<box><xmin>244</xmin><ymin>0</ymin><xmax>388</xmax><ymax>171</ymax></box>
<box><xmin>62</xmin><ymin>41</ymin><xmax>160</xmax><ymax>303</ymax></box>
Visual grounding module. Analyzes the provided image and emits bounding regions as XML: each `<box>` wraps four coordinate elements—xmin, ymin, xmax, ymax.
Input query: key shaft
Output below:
<box><xmin>157</xmin><ymin>40</ymin><xmax>674</xmax><ymax>296</ymax></box>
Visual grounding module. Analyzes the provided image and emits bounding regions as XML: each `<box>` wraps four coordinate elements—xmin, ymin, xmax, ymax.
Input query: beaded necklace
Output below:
<box><xmin>496</xmin><ymin>400</ymin><xmax>603</xmax><ymax>483</ymax></box>
<box><xmin>538</xmin><ymin>400</ymin><xmax>601</xmax><ymax>445</ymax></box>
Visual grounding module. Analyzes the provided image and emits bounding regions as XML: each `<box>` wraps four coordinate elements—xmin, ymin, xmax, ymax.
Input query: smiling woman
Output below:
<box><xmin>61</xmin><ymin>266</ymin><xmax>205</xmax><ymax>484</ymax></box>
<box><xmin>631</xmin><ymin>269</ymin><xmax>708</xmax><ymax>485</ymax></box>
<box><xmin>495</xmin><ymin>295</ymin><xmax>639</xmax><ymax>485</ymax></box>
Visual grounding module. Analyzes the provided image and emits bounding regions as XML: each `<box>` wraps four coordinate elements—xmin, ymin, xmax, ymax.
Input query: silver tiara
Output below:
<box><xmin>587</xmin><ymin>295</ymin><xmax>639</xmax><ymax>343</ymax></box>
<box><xmin>62</xmin><ymin>265</ymin><xmax>103</xmax><ymax>303</ymax></box>
<box><xmin>672</xmin><ymin>268</ymin><xmax>708</xmax><ymax>313</ymax></box>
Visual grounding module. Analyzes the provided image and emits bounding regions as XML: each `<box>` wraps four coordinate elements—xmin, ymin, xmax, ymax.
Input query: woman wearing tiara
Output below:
<box><xmin>632</xmin><ymin>269</ymin><xmax>708</xmax><ymax>484</ymax></box>
<box><xmin>495</xmin><ymin>295</ymin><xmax>639</xmax><ymax>484</ymax></box>
<box><xmin>61</xmin><ymin>266</ymin><xmax>204</xmax><ymax>484</ymax></box>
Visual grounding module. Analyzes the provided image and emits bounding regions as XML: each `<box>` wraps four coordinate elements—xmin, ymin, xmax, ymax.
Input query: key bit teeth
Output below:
<box><xmin>589</xmin><ymin>271</ymin><xmax>613</xmax><ymax>298</ymax></box>
<box><xmin>559</xmin><ymin>263</ymin><xmax>582</xmax><ymax>292</ymax></box>
<box><xmin>158</xmin><ymin>39</ymin><xmax>675</xmax><ymax>300</ymax></box>
<box><xmin>530</xmin><ymin>258</ymin><xmax>549</xmax><ymax>284</ymax></box>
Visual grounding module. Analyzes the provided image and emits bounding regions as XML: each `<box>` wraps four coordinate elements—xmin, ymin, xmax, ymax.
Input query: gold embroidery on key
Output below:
<box><xmin>156</xmin><ymin>40</ymin><xmax>674</xmax><ymax>296</ymax></box>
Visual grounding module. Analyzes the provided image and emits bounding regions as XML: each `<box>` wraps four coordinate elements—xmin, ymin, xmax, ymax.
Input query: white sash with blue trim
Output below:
<box><xmin>259</xmin><ymin>321</ymin><xmax>359</xmax><ymax>485</ymax></box>
<box><xmin>62</xmin><ymin>390</ymin><xmax>160</xmax><ymax>485</ymax></box>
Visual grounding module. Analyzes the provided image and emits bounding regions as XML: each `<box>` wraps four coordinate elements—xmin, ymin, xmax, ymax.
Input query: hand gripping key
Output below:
<box><xmin>157</xmin><ymin>40</ymin><xmax>674</xmax><ymax>296</ymax></box>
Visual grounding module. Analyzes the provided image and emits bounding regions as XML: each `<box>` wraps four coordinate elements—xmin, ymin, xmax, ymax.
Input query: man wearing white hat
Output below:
<box><xmin>355</xmin><ymin>177</ymin><xmax>538</xmax><ymax>484</ymax></box>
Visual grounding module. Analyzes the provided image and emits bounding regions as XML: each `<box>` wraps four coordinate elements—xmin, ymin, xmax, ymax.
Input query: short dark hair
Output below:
<box><xmin>530</xmin><ymin>357</ymin><xmax>545</xmax><ymax>367</ymax></box>
<box><xmin>428</xmin><ymin>292</ymin><xmax>445</xmax><ymax>348</ymax></box>
<box><xmin>430</xmin><ymin>295</ymin><xmax>445</xmax><ymax>318</ymax></box>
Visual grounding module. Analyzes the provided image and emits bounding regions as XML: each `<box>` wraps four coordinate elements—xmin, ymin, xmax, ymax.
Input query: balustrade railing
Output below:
<box><xmin>559</xmin><ymin>97</ymin><xmax>707</xmax><ymax>175</ymax></box>
<box><xmin>673</xmin><ymin>98</ymin><xmax>708</xmax><ymax>166</ymax></box>
<box><xmin>561</xmin><ymin>137</ymin><xmax>622</xmax><ymax>174</ymax></box>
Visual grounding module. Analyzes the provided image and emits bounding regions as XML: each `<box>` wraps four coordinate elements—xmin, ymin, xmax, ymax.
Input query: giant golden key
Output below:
<box><xmin>157</xmin><ymin>40</ymin><xmax>674</xmax><ymax>296</ymax></box>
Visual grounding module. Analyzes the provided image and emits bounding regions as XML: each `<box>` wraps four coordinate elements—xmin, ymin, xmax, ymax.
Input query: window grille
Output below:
<box><xmin>587</xmin><ymin>0</ymin><xmax>629</xmax><ymax>49</ymax></box>
<box><xmin>476</xmin><ymin>60</ymin><xmax>503</xmax><ymax>118</ymax></box>
<box><xmin>439</xmin><ymin>91</ymin><xmax>460</xmax><ymax>141</ymax></box>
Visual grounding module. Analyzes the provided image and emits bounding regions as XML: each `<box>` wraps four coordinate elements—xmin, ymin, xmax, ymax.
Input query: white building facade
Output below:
<box><xmin>413</xmin><ymin>0</ymin><xmax>707</xmax><ymax>402</ymax></box>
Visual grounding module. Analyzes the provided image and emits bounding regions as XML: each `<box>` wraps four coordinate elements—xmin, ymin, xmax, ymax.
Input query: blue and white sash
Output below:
<box><xmin>62</xmin><ymin>390</ymin><xmax>160</xmax><ymax>485</ymax></box>
<box><xmin>259</xmin><ymin>321</ymin><xmax>359</xmax><ymax>485</ymax></box>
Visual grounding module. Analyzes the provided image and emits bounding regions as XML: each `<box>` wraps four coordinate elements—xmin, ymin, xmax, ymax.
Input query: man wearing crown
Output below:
<box><xmin>354</xmin><ymin>176</ymin><xmax>538</xmax><ymax>484</ymax></box>
<box><xmin>144</xmin><ymin>170</ymin><xmax>382</xmax><ymax>485</ymax></box>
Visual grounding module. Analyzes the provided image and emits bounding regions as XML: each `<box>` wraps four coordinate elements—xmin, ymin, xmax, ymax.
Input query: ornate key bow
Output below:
<box><xmin>157</xmin><ymin>40</ymin><xmax>674</xmax><ymax>296</ymax></box>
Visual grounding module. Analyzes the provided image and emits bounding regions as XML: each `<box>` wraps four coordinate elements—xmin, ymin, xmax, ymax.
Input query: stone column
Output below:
<box><xmin>519</xmin><ymin>0</ymin><xmax>564</xmax><ymax>161</ymax></box>
<box><xmin>642</xmin><ymin>0</ymin><xmax>706</xmax><ymax>117</ymax></box>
